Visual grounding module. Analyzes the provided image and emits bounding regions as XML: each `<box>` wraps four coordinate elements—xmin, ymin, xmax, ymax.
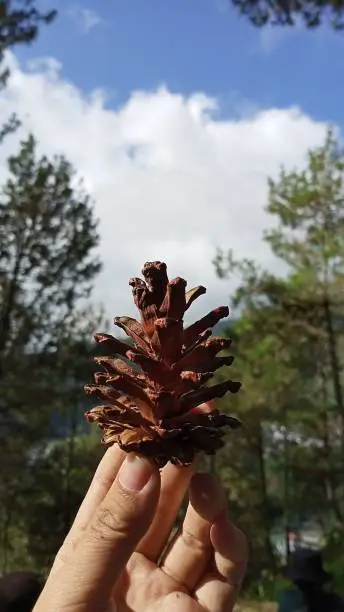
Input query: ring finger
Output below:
<box><xmin>160</xmin><ymin>473</ymin><xmax>226</xmax><ymax>592</ymax></box>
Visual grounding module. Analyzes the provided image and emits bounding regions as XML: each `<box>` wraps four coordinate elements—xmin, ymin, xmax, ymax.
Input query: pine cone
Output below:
<box><xmin>85</xmin><ymin>261</ymin><xmax>241</xmax><ymax>468</ymax></box>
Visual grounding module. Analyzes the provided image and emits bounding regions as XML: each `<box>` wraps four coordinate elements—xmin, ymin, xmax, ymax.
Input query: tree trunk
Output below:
<box><xmin>256</xmin><ymin>425</ymin><xmax>276</xmax><ymax>568</ymax></box>
<box><xmin>323</xmin><ymin>297</ymin><xmax>344</xmax><ymax>413</ymax></box>
<box><xmin>319</xmin><ymin>367</ymin><xmax>343</xmax><ymax>525</ymax></box>
<box><xmin>323</xmin><ymin>296</ymin><xmax>344</xmax><ymax>460</ymax></box>
<box><xmin>63</xmin><ymin>403</ymin><xmax>78</xmax><ymax>534</ymax></box>
<box><xmin>0</xmin><ymin>235</ymin><xmax>24</xmax><ymax>379</ymax></box>
<box><xmin>283</xmin><ymin>415</ymin><xmax>291</xmax><ymax>560</ymax></box>
<box><xmin>1</xmin><ymin>498</ymin><xmax>13</xmax><ymax>573</ymax></box>
<box><xmin>209</xmin><ymin>454</ymin><xmax>216</xmax><ymax>475</ymax></box>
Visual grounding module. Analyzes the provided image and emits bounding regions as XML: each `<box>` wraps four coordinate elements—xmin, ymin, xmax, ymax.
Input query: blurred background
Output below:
<box><xmin>1</xmin><ymin>1</ymin><xmax>344</xmax><ymax>609</ymax></box>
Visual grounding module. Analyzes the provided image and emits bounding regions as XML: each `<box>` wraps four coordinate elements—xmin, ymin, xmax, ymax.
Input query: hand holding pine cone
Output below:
<box><xmin>85</xmin><ymin>261</ymin><xmax>241</xmax><ymax>468</ymax></box>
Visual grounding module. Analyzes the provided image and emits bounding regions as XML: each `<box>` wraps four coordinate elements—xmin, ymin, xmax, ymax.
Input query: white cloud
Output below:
<box><xmin>68</xmin><ymin>6</ymin><xmax>103</xmax><ymax>34</ymax></box>
<box><xmin>0</xmin><ymin>53</ymin><xmax>330</xmax><ymax>326</ymax></box>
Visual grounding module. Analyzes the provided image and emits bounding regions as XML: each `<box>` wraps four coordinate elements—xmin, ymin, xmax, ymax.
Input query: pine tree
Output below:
<box><xmin>213</xmin><ymin>129</ymin><xmax>344</xmax><ymax>584</ymax></box>
<box><xmin>0</xmin><ymin>134</ymin><xmax>101</xmax><ymax>378</ymax></box>
<box><xmin>0</xmin><ymin>1</ymin><xmax>57</xmax><ymax>141</ymax></box>
<box><xmin>0</xmin><ymin>135</ymin><xmax>101</xmax><ymax>570</ymax></box>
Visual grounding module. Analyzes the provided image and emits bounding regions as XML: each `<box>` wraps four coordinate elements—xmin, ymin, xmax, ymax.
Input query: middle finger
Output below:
<box><xmin>137</xmin><ymin>461</ymin><xmax>194</xmax><ymax>561</ymax></box>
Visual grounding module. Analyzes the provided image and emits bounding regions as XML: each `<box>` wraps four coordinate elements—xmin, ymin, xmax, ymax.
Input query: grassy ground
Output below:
<box><xmin>235</xmin><ymin>603</ymin><xmax>277</xmax><ymax>612</ymax></box>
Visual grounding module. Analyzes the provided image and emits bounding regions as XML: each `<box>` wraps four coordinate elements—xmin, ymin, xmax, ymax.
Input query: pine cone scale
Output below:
<box><xmin>85</xmin><ymin>261</ymin><xmax>241</xmax><ymax>467</ymax></box>
<box><xmin>183</xmin><ymin>306</ymin><xmax>230</xmax><ymax>346</ymax></box>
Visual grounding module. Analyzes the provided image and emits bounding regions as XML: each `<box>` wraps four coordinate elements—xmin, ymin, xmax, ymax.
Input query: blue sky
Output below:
<box><xmin>2</xmin><ymin>0</ymin><xmax>338</xmax><ymax>316</ymax></box>
<box><xmin>17</xmin><ymin>0</ymin><xmax>344</xmax><ymax>125</ymax></box>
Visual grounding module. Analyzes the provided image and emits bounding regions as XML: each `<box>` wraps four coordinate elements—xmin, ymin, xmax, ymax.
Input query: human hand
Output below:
<box><xmin>34</xmin><ymin>445</ymin><xmax>248</xmax><ymax>612</ymax></box>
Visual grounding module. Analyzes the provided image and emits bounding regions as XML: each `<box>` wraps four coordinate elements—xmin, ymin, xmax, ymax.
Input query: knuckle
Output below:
<box><xmin>181</xmin><ymin>529</ymin><xmax>211</xmax><ymax>552</ymax></box>
<box><xmin>219</xmin><ymin>557</ymin><xmax>246</xmax><ymax>588</ymax></box>
<box><xmin>227</xmin><ymin>561</ymin><xmax>247</xmax><ymax>589</ymax></box>
<box><xmin>89</xmin><ymin>497</ymin><xmax>136</xmax><ymax>542</ymax></box>
<box><xmin>54</xmin><ymin>536</ymin><xmax>78</xmax><ymax>565</ymax></box>
<box><xmin>237</xmin><ymin>529</ymin><xmax>249</xmax><ymax>560</ymax></box>
<box><xmin>231</xmin><ymin>525</ymin><xmax>249</xmax><ymax>563</ymax></box>
<box><xmin>54</xmin><ymin>547</ymin><xmax>69</xmax><ymax>568</ymax></box>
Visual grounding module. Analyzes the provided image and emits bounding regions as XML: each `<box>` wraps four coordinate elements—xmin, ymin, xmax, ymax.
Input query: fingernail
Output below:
<box><xmin>118</xmin><ymin>454</ymin><xmax>153</xmax><ymax>492</ymax></box>
<box><xmin>190</xmin><ymin>473</ymin><xmax>227</xmax><ymax>519</ymax></box>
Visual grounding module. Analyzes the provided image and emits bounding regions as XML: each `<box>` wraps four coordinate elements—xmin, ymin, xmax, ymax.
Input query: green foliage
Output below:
<box><xmin>0</xmin><ymin>1</ymin><xmax>56</xmax><ymax>61</ymax></box>
<box><xmin>230</xmin><ymin>0</ymin><xmax>344</xmax><ymax>29</ymax></box>
<box><xmin>244</xmin><ymin>573</ymin><xmax>288</xmax><ymax>602</ymax></box>
<box><xmin>0</xmin><ymin>134</ymin><xmax>101</xmax><ymax>366</ymax></box>
<box><xmin>24</xmin><ymin>435</ymin><xmax>104</xmax><ymax>572</ymax></box>
<box><xmin>215</xmin><ymin>127</ymin><xmax>344</xmax><ymax>592</ymax></box>
<box><xmin>0</xmin><ymin>135</ymin><xmax>102</xmax><ymax>573</ymax></box>
<box><xmin>323</xmin><ymin>527</ymin><xmax>344</xmax><ymax>595</ymax></box>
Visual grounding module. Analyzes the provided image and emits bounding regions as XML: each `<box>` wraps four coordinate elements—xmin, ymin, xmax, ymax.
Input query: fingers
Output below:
<box><xmin>52</xmin><ymin>444</ymin><xmax>125</xmax><ymax>574</ymax></box>
<box><xmin>71</xmin><ymin>444</ymin><xmax>125</xmax><ymax>536</ymax></box>
<box><xmin>138</xmin><ymin>402</ymin><xmax>213</xmax><ymax>563</ymax></box>
<box><xmin>137</xmin><ymin>462</ymin><xmax>194</xmax><ymax>561</ymax></box>
<box><xmin>211</xmin><ymin>514</ymin><xmax>248</xmax><ymax>584</ymax></box>
<box><xmin>35</xmin><ymin>454</ymin><xmax>160</xmax><ymax>612</ymax></box>
<box><xmin>160</xmin><ymin>473</ymin><xmax>226</xmax><ymax>591</ymax></box>
<box><xmin>195</xmin><ymin>513</ymin><xmax>248</xmax><ymax>612</ymax></box>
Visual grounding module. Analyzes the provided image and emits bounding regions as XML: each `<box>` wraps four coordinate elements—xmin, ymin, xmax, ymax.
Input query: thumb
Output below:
<box><xmin>37</xmin><ymin>454</ymin><xmax>160</xmax><ymax>612</ymax></box>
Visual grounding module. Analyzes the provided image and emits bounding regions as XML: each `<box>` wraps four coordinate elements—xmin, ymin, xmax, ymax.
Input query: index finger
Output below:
<box><xmin>36</xmin><ymin>456</ymin><xmax>161</xmax><ymax>612</ymax></box>
<box><xmin>52</xmin><ymin>444</ymin><xmax>125</xmax><ymax>574</ymax></box>
<box><xmin>70</xmin><ymin>444</ymin><xmax>125</xmax><ymax>537</ymax></box>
